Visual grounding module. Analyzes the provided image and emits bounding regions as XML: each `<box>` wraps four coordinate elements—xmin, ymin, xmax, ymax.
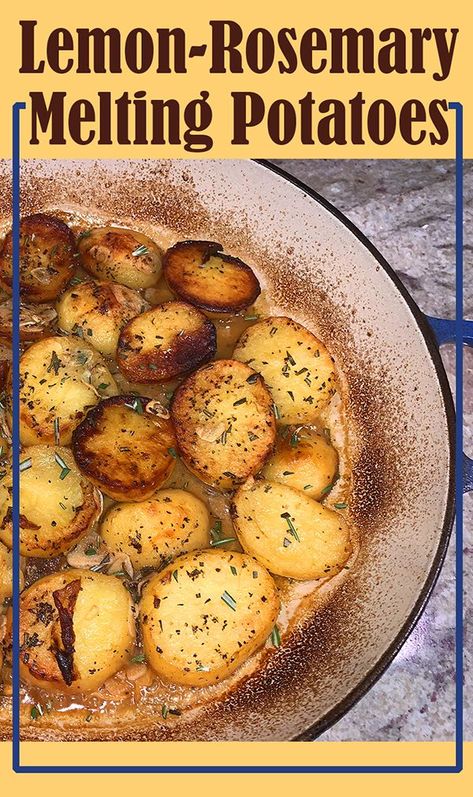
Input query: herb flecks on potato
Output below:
<box><xmin>171</xmin><ymin>358</ymin><xmax>276</xmax><ymax>490</ymax></box>
<box><xmin>117</xmin><ymin>300</ymin><xmax>217</xmax><ymax>383</ymax></box>
<box><xmin>78</xmin><ymin>227</ymin><xmax>162</xmax><ymax>289</ymax></box>
<box><xmin>233</xmin><ymin>316</ymin><xmax>337</xmax><ymax>425</ymax></box>
<box><xmin>0</xmin><ymin>214</ymin><xmax>76</xmax><ymax>303</ymax></box>
<box><xmin>72</xmin><ymin>395</ymin><xmax>177</xmax><ymax>502</ymax></box>
<box><xmin>232</xmin><ymin>479</ymin><xmax>351</xmax><ymax>581</ymax></box>
<box><xmin>163</xmin><ymin>240</ymin><xmax>261</xmax><ymax>314</ymax></box>
<box><xmin>140</xmin><ymin>549</ymin><xmax>279</xmax><ymax>687</ymax></box>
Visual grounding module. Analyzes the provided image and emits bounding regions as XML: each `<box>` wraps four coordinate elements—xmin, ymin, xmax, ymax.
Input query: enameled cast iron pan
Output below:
<box><xmin>0</xmin><ymin>158</ymin><xmax>467</xmax><ymax>741</ymax></box>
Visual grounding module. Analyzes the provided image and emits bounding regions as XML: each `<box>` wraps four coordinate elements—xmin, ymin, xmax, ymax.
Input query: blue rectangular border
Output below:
<box><xmin>10</xmin><ymin>102</ymin><xmax>464</xmax><ymax>774</ymax></box>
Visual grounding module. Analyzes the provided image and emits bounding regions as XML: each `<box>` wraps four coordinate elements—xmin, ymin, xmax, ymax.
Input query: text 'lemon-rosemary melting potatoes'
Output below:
<box><xmin>100</xmin><ymin>489</ymin><xmax>210</xmax><ymax>570</ymax></box>
<box><xmin>262</xmin><ymin>426</ymin><xmax>339</xmax><ymax>500</ymax></box>
<box><xmin>20</xmin><ymin>569</ymin><xmax>135</xmax><ymax>694</ymax></box>
<box><xmin>232</xmin><ymin>480</ymin><xmax>351</xmax><ymax>581</ymax></box>
<box><xmin>57</xmin><ymin>279</ymin><xmax>147</xmax><ymax>357</ymax></box>
<box><xmin>72</xmin><ymin>395</ymin><xmax>177</xmax><ymax>501</ymax></box>
<box><xmin>163</xmin><ymin>240</ymin><xmax>261</xmax><ymax>314</ymax></box>
<box><xmin>0</xmin><ymin>214</ymin><xmax>76</xmax><ymax>303</ymax></box>
<box><xmin>140</xmin><ymin>549</ymin><xmax>279</xmax><ymax>687</ymax></box>
<box><xmin>171</xmin><ymin>359</ymin><xmax>276</xmax><ymax>491</ymax></box>
<box><xmin>16</xmin><ymin>336</ymin><xmax>118</xmax><ymax>446</ymax></box>
<box><xmin>78</xmin><ymin>227</ymin><xmax>162</xmax><ymax>289</ymax></box>
<box><xmin>0</xmin><ymin>446</ymin><xmax>102</xmax><ymax>558</ymax></box>
<box><xmin>233</xmin><ymin>316</ymin><xmax>337</xmax><ymax>425</ymax></box>
<box><xmin>117</xmin><ymin>300</ymin><xmax>217</xmax><ymax>383</ymax></box>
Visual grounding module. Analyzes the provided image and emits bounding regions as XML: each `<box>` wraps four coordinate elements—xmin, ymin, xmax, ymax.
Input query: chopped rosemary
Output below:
<box><xmin>221</xmin><ymin>590</ymin><xmax>237</xmax><ymax>611</ymax></box>
<box><xmin>271</xmin><ymin>625</ymin><xmax>281</xmax><ymax>647</ymax></box>
<box><xmin>30</xmin><ymin>704</ymin><xmax>42</xmax><ymax>720</ymax></box>
<box><xmin>97</xmin><ymin>383</ymin><xmax>110</xmax><ymax>391</ymax></box>
<box><xmin>85</xmin><ymin>546</ymin><xmax>97</xmax><ymax>556</ymax></box>
<box><xmin>19</xmin><ymin>458</ymin><xmax>32</xmax><ymax>472</ymax></box>
<box><xmin>168</xmin><ymin>447</ymin><xmax>178</xmax><ymax>458</ymax></box>
<box><xmin>233</xmin><ymin>397</ymin><xmax>247</xmax><ymax>406</ymax></box>
<box><xmin>230</xmin><ymin>565</ymin><xmax>237</xmax><ymax>576</ymax></box>
<box><xmin>125</xmin><ymin>397</ymin><xmax>144</xmax><ymax>414</ymax></box>
<box><xmin>53</xmin><ymin>417</ymin><xmax>60</xmax><ymax>445</ymax></box>
<box><xmin>54</xmin><ymin>452</ymin><xmax>70</xmax><ymax>480</ymax></box>
<box><xmin>47</xmin><ymin>350</ymin><xmax>61</xmax><ymax>375</ymax></box>
<box><xmin>130</xmin><ymin>653</ymin><xmax>147</xmax><ymax>664</ymax></box>
<box><xmin>334</xmin><ymin>502</ymin><xmax>348</xmax><ymax>510</ymax></box>
<box><xmin>211</xmin><ymin>537</ymin><xmax>236</xmax><ymax>548</ymax></box>
<box><xmin>303</xmin><ymin>484</ymin><xmax>313</xmax><ymax>490</ymax></box>
<box><xmin>290</xmin><ymin>431</ymin><xmax>299</xmax><ymax>447</ymax></box>
<box><xmin>281</xmin><ymin>512</ymin><xmax>300</xmax><ymax>542</ymax></box>
<box><xmin>132</xmin><ymin>244</ymin><xmax>149</xmax><ymax>257</ymax></box>
<box><xmin>161</xmin><ymin>704</ymin><xmax>169</xmax><ymax>719</ymax></box>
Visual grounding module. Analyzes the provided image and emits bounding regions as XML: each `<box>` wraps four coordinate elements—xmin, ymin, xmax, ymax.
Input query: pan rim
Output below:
<box><xmin>252</xmin><ymin>158</ymin><xmax>456</xmax><ymax>742</ymax></box>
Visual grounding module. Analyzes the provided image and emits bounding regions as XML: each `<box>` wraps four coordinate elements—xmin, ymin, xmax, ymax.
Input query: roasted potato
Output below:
<box><xmin>233</xmin><ymin>316</ymin><xmax>337</xmax><ymax>425</ymax></box>
<box><xmin>0</xmin><ymin>541</ymin><xmax>21</xmax><ymax>603</ymax></box>
<box><xmin>171</xmin><ymin>359</ymin><xmax>276</xmax><ymax>491</ymax></box>
<box><xmin>78</xmin><ymin>227</ymin><xmax>162</xmax><ymax>289</ymax></box>
<box><xmin>0</xmin><ymin>446</ymin><xmax>102</xmax><ymax>558</ymax></box>
<box><xmin>19</xmin><ymin>569</ymin><xmax>135</xmax><ymax>693</ymax></box>
<box><xmin>232</xmin><ymin>480</ymin><xmax>351</xmax><ymax>581</ymax></box>
<box><xmin>15</xmin><ymin>336</ymin><xmax>118</xmax><ymax>446</ymax></box>
<box><xmin>100</xmin><ymin>488</ymin><xmax>210</xmax><ymax>570</ymax></box>
<box><xmin>0</xmin><ymin>214</ymin><xmax>76</xmax><ymax>303</ymax></box>
<box><xmin>0</xmin><ymin>299</ymin><xmax>57</xmax><ymax>341</ymax></box>
<box><xmin>56</xmin><ymin>278</ymin><xmax>147</xmax><ymax>357</ymax></box>
<box><xmin>163</xmin><ymin>240</ymin><xmax>261</xmax><ymax>314</ymax></box>
<box><xmin>72</xmin><ymin>395</ymin><xmax>177</xmax><ymax>502</ymax></box>
<box><xmin>262</xmin><ymin>426</ymin><xmax>338</xmax><ymax>500</ymax></box>
<box><xmin>140</xmin><ymin>549</ymin><xmax>279</xmax><ymax>687</ymax></box>
<box><xmin>117</xmin><ymin>300</ymin><xmax>216</xmax><ymax>383</ymax></box>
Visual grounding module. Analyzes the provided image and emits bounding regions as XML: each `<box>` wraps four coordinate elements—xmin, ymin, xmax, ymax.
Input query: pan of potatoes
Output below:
<box><xmin>0</xmin><ymin>159</ymin><xmax>454</xmax><ymax>741</ymax></box>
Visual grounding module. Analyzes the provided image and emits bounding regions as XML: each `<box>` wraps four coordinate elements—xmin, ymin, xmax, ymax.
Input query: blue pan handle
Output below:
<box><xmin>426</xmin><ymin>315</ymin><xmax>473</xmax><ymax>493</ymax></box>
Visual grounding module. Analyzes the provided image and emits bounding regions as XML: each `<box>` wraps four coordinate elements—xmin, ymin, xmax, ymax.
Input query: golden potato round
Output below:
<box><xmin>231</xmin><ymin>479</ymin><xmax>351</xmax><ymax>581</ymax></box>
<box><xmin>163</xmin><ymin>240</ymin><xmax>261</xmax><ymax>313</ymax></box>
<box><xmin>117</xmin><ymin>300</ymin><xmax>217</xmax><ymax>383</ymax></box>
<box><xmin>140</xmin><ymin>549</ymin><xmax>279</xmax><ymax>687</ymax></box>
<box><xmin>72</xmin><ymin>395</ymin><xmax>177</xmax><ymax>502</ymax></box>
<box><xmin>19</xmin><ymin>569</ymin><xmax>135</xmax><ymax>694</ymax></box>
<box><xmin>100</xmin><ymin>489</ymin><xmax>210</xmax><ymax>570</ymax></box>
<box><xmin>262</xmin><ymin>426</ymin><xmax>338</xmax><ymax>500</ymax></box>
<box><xmin>233</xmin><ymin>316</ymin><xmax>337</xmax><ymax>425</ymax></box>
<box><xmin>0</xmin><ymin>541</ymin><xmax>23</xmax><ymax>603</ymax></box>
<box><xmin>171</xmin><ymin>359</ymin><xmax>276</xmax><ymax>491</ymax></box>
<box><xmin>0</xmin><ymin>214</ymin><xmax>76</xmax><ymax>303</ymax></box>
<box><xmin>0</xmin><ymin>446</ymin><xmax>102</xmax><ymax>558</ymax></box>
<box><xmin>78</xmin><ymin>227</ymin><xmax>162</xmax><ymax>289</ymax></box>
<box><xmin>15</xmin><ymin>336</ymin><xmax>118</xmax><ymax>446</ymax></box>
<box><xmin>57</xmin><ymin>279</ymin><xmax>147</xmax><ymax>357</ymax></box>
<box><xmin>0</xmin><ymin>299</ymin><xmax>57</xmax><ymax>341</ymax></box>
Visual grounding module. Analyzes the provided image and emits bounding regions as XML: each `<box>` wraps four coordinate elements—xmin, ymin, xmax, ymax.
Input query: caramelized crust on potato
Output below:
<box><xmin>233</xmin><ymin>316</ymin><xmax>337</xmax><ymax>425</ymax></box>
<box><xmin>0</xmin><ymin>446</ymin><xmax>102</xmax><ymax>558</ymax></box>
<box><xmin>72</xmin><ymin>395</ymin><xmax>177</xmax><ymax>501</ymax></box>
<box><xmin>163</xmin><ymin>240</ymin><xmax>261</xmax><ymax>313</ymax></box>
<box><xmin>117</xmin><ymin>300</ymin><xmax>217</xmax><ymax>383</ymax></box>
<box><xmin>140</xmin><ymin>549</ymin><xmax>279</xmax><ymax>687</ymax></box>
<box><xmin>19</xmin><ymin>569</ymin><xmax>135</xmax><ymax>693</ymax></box>
<box><xmin>15</xmin><ymin>336</ymin><xmax>118</xmax><ymax>446</ymax></box>
<box><xmin>232</xmin><ymin>479</ymin><xmax>351</xmax><ymax>581</ymax></box>
<box><xmin>100</xmin><ymin>488</ymin><xmax>210</xmax><ymax>570</ymax></box>
<box><xmin>0</xmin><ymin>300</ymin><xmax>57</xmax><ymax>341</ymax></box>
<box><xmin>0</xmin><ymin>214</ymin><xmax>76</xmax><ymax>303</ymax></box>
<box><xmin>57</xmin><ymin>279</ymin><xmax>147</xmax><ymax>357</ymax></box>
<box><xmin>262</xmin><ymin>426</ymin><xmax>339</xmax><ymax>500</ymax></box>
<box><xmin>78</xmin><ymin>227</ymin><xmax>162</xmax><ymax>289</ymax></box>
<box><xmin>171</xmin><ymin>359</ymin><xmax>276</xmax><ymax>491</ymax></box>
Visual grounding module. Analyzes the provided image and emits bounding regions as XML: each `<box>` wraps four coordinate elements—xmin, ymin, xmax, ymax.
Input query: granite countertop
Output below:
<box><xmin>272</xmin><ymin>160</ymin><xmax>472</xmax><ymax>741</ymax></box>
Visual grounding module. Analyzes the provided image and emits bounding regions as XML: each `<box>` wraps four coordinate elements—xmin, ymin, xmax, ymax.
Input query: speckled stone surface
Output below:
<box><xmin>272</xmin><ymin>160</ymin><xmax>472</xmax><ymax>741</ymax></box>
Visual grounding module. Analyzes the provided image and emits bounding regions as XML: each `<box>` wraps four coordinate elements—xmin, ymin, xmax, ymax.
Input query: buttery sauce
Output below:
<box><xmin>0</xmin><ymin>207</ymin><xmax>358</xmax><ymax>731</ymax></box>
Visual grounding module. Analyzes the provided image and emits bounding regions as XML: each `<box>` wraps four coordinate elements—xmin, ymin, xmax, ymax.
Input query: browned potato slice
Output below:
<box><xmin>14</xmin><ymin>336</ymin><xmax>118</xmax><ymax>446</ymax></box>
<box><xmin>100</xmin><ymin>489</ymin><xmax>210</xmax><ymax>570</ymax></box>
<box><xmin>0</xmin><ymin>214</ymin><xmax>76</xmax><ymax>303</ymax></box>
<box><xmin>0</xmin><ymin>541</ymin><xmax>23</xmax><ymax>603</ymax></box>
<box><xmin>171</xmin><ymin>359</ymin><xmax>276</xmax><ymax>491</ymax></box>
<box><xmin>140</xmin><ymin>549</ymin><xmax>279</xmax><ymax>687</ymax></box>
<box><xmin>0</xmin><ymin>299</ymin><xmax>57</xmax><ymax>341</ymax></box>
<box><xmin>233</xmin><ymin>316</ymin><xmax>337</xmax><ymax>425</ymax></box>
<box><xmin>163</xmin><ymin>240</ymin><xmax>261</xmax><ymax>313</ymax></box>
<box><xmin>57</xmin><ymin>279</ymin><xmax>147</xmax><ymax>357</ymax></box>
<box><xmin>0</xmin><ymin>446</ymin><xmax>102</xmax><ymax>558</ymax></box>
<box><xmin>262</xmin><ymin>426</ymin><xmax>338</xmax><ymax>500</ymax></box>
<box><xmin>72</xmin><ymin>395</ymin><xmax>177</xmax><ymax>501</ymax></box>
<box><xmin>78</xmin><ymin>227</ymin><xmax>162</xmax><ymax>289</ymax></box>
<box><xmin>117</xmin><ymin>300</ymin><xmax>216</xmax><ymax>383</ymax></box>
<box><xmin>19</xmin><ymin>569</ymin><xmax>135</xmax><ymax>694</ymax></box>
<box><xmin>232</xmin><ymin>480</ymin><xmax>351</xmax><ymax>581</ymax></box>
